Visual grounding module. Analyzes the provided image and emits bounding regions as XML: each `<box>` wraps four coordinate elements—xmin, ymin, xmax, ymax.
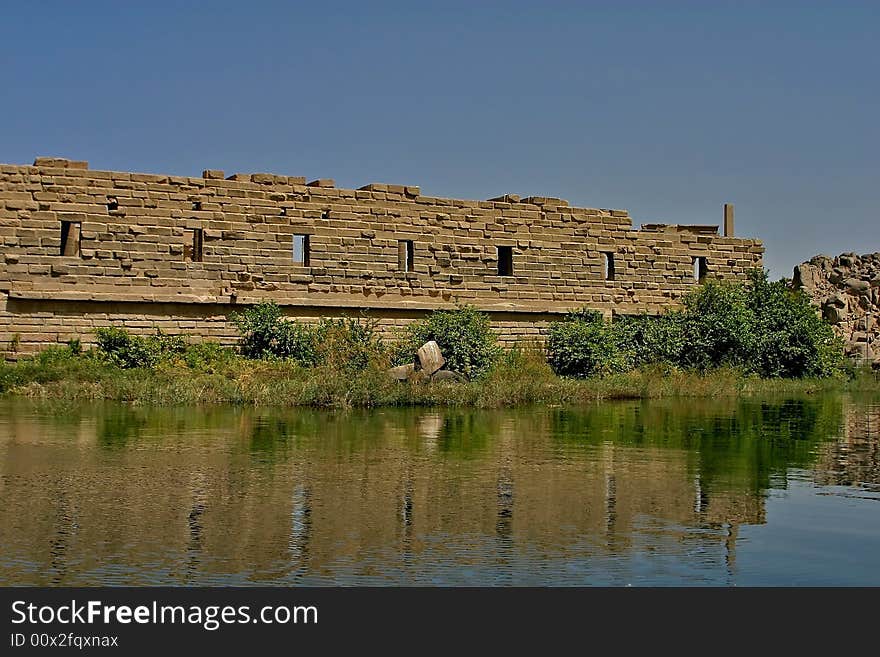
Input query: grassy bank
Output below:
<box><xmin>1</xmin><ymin>279</ymin><xmax>870</xmax><ymax>409</ymax></box>
<box><xmin>1</xmin><ymin>347</ymin><xmax>875</xmax><ymax>409</ymax></box>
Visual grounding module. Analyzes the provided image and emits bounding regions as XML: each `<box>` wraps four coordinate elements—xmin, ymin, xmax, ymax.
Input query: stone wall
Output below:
<box><xmin>0</xmin><ymin>157</ymin><xmax>764</xmax><ymax>356</ymax></box>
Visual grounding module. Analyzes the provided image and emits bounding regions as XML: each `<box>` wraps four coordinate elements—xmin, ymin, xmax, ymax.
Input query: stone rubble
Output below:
<box><xmin>793</xmin><ymin>253</ymin><xmax>880</xmax><ymax>362</ymax></box>
<box><xmin>387</xmin><ymin>340</ymin><xmax>466</xmax><ymax>383</ymax></box>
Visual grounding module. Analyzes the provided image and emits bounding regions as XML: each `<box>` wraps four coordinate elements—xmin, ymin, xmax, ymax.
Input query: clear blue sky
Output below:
<box><xmin>2</xmin><ymin>1</ymin><xmax>877</xmax><ymax>278</ymax></box>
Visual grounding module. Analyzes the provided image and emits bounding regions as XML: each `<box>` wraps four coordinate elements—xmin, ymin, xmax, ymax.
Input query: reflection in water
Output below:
<box><xmin>0</xmin><ymin>396</ymin><xmax>878</xmax><ymax>585</ymax></box>
<box><xmin>814</xmin><ymin>405</ymin><xmax>880</xmax><ymax>492</ymax></box>
<box><xmin>288</xmin><ymin>484</ymin><xmax>311</xmax><ymax>583</ymax></box>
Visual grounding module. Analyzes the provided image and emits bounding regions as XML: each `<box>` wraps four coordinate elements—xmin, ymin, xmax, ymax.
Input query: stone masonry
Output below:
<box><xmin>0</xmin><ymin>157</ymin><xmax>764</xmax><ymax>356</ymax></box>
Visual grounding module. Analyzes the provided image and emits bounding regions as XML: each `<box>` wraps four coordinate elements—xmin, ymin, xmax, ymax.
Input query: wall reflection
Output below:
<box><xmin>0</xmin><ymin>395</ymin><xmax>862</xmax><ymax>585</ymax></box>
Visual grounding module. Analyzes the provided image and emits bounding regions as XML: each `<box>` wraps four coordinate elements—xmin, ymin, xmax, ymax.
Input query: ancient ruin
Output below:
<box><xmin>0</xmin><ymin>157</ymin><xmax>764</xmax><ymax>356</ymax></box>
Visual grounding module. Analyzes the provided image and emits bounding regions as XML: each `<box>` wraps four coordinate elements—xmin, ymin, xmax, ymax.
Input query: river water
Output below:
<box><xmin>0</xmin><ymin>395</ymin><xmax>877</xmax><ymax>586</ymax></box>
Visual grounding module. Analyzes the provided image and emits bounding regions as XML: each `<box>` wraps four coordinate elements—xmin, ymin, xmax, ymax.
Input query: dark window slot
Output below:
<box><xmin>693</xmin><ymin>256</ymin><xmax>708</xmax><ymax>282</ymax></box>
<box><xmin>497</xmin><ymin>246</ymin><xmax>513</xmax><ymax>276</ymax></box>
<box><xmin>184</xmin><ymin>228</ymin><xmax>204</xmax><ymax>262</ymax></box>
<box><xmin>399</xmin><ymin>240</ymin><xmax>415</xmax><ymax>272</ymax></box>
<box><xmin>59</xmin><ymin>221</ymin><xmax>81</xmax><ymax>257</ymax></box>
<box><xmin>603</xmin><ymin>252</ymin><xmax>615</xmax><ymax>281</ymax></box>
<box><xmin>106</xmin><ymin>197</ymin><xmax>118</xmax><ymax>211</ymax></box>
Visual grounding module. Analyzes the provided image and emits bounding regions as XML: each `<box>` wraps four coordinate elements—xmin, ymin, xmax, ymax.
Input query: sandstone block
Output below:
<box><xmin>416</xmin><ymin>340</ymin><xmax>445</xmax><ymax>375</ymax></box>
<box><xmin>387</xmin><ymin>363</ymin><xmax>415</xmax><ymax>381</ymax></box>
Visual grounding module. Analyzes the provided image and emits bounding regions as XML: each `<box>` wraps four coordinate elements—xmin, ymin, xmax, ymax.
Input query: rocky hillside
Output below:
<box><xmin>793</xmin><ymin>253</ymin><xmax>879</xmax><ymax>362</ymax></box>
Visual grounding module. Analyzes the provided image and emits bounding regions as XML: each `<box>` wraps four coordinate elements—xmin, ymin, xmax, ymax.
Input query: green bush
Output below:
<box><xmin>230</xmin><ymin>302</ymin><xmax>319</xmax><ymax>365</ymax></box>
<box><xmin>744</xmin><ymin>270</ymin><xmax>845</xmax><ymax>378</ymax></box>
<box><xmin>182</xmin><ymin>342</ymin><xmax>239</xmax><ymax>372</ymax></box>
<box><xmin>547</xmin><ymin>270</ymin><xmax>846</xmax><ymax>379</ymax></box>
<box><xmin>613</xmin><ymin>313</ymin><xmax>686</xmax><ymax>368</ymax></box>
<box><xmin>392</xmin><ymin>305</ymin><xmax>501</xmax><ymax>379</ymax></box>
<box><xmin>314</xmin><ymin>316</ymin><xmax>386</xmax><ymax>373</ymax></box>
<box><xmin>676</xmin><ymin>270</ymin><xmax>845</xmax><ymax>377</ymax></box>
<box><xmin>678</xmin><ymin>278</ymin><xmax>756</xmax><ymax>371</ymax></box>
<box><xmin>230</xmin><ymin>302</ymin><xmax>385</xmax><ymax>372</ymax></box>
<box><xmin>94</xmin><ymin>328</ymin><xmax>186</xmax><ymax>369</ymax></box>
<box><xmin>546</xmin><ymin>309</ymin><xmax>628</xmax><ymax>378</ymax></box>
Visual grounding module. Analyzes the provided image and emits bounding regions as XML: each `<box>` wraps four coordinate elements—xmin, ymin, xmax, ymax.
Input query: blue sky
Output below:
<box><xmin>1</xmin><ymin>1</ymin><xmax>877</xmax><ymax>277</ymax></box>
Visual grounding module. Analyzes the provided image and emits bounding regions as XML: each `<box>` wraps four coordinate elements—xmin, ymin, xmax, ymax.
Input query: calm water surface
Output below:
<box><xmin>0</xmin><ymin>396</ymin><xmax>878</xmax><ymax>586</ymax></box>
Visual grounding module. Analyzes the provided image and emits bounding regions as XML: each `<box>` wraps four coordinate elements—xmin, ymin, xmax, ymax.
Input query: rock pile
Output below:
<box><xmin>387</xmin><ymin>340</ymin><xmax>467</xmax><ymax>383</ymax></box>
<box><xmin>793</xmin><ymin>253</ymin><xmax>880</xmax><ymax>362</ymax></box>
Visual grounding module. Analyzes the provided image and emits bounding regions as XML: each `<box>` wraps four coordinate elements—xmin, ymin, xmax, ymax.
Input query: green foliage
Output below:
<box><xmin>94</xmin><ymin>327</ymin><xmax>186</xmax><ymax>369</ymax></box>
<box><xmin>392</xmin><ymin>305</ymin><xmax>502</xmax><ymax>379</ymax></box>
<box><xmin>546</xmin><ymin>309</ymin><xmax>628</xmax><ymax>378</ymax></box>
<box><xmin>230</xmin><ymin>302</ymin><xmax>319</xmax><ymax>365</ymax></box>
<box><xmin>230</xmin><ymin>302</ymin><xmax>385</xmax><ymax>372</ymax></box>
<box><xmin>612</xmin><ymin>313</ymin><xmax>686</xmax><ymax>369</ymax></box>
<box><xmin>547</xmin><ymin>270</ymin><xmax>847</xmax><ymax>379</ymax></box>
<box><xmin>182</xmin><ymin>342</ymin><xmax>238</xmax><ymax>372</ymax></box>
<box><xmin>314</xmin><ymin>316</ymin><xmax>387</xmax><ymax>374</ymax></box>
<box><xmin>675</xmin><ymin>270</ymin><xmax>846</xmax><ymax>377</ymax></box>
<box><xmin>678</xmin><ymin>278</ymin><xmax>756</xmax><ymax>371</ymax></box>
<box><xmin>743</xmin><ymin>270</ymin><xmax>845</xmax><ymax>378</ymax></box>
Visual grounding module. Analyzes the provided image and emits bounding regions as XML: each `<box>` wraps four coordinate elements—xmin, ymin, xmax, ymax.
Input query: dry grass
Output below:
<box><xmin>2</xmin><ymin>345</ymin><xmax>871</xmax><ymax>409</ymax></box>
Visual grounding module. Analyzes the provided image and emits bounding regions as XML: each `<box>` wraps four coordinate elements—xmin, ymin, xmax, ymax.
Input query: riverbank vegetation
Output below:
<box><xmin>1</xmin><ymin>271</ymin><xmax>875</xmax><ymax>408</ymax></box>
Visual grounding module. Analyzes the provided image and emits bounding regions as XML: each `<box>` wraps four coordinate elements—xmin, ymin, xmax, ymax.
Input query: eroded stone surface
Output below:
<box><xmin>0</xmin><ymin>158</ymin><xmax>763</xmax><ymax>357</ymax></box>
<box><xmin>793</xmin><ymin>252</ymin><xmax>880</xmax><ymax>362</ymax></box>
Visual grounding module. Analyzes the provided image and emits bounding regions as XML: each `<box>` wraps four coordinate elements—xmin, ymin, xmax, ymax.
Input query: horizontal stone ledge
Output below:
<box><xmin>33</xmin><ymin>157</ymin><xmax>89</xmax><ymax>170</ymax></box>
<box><xmin>7</xmin><ymin>288</ymin><xmax>599</xmax><ymax>316</ymax></box>
<box><xmin>520</xmin><ymin>196</ymin><xmax>570</xmax><ymax>207</ymax></box>
<box><xmin>640</xmin><ymin>223</ymin><xmax>719</xmax><ymax>235</ymax></box>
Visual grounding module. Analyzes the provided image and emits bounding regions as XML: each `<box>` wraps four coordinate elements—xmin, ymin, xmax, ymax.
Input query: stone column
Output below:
<box><xmin>723</xmin><ymin>203</ymin><xmax>735</xmax><ymax>237</ymax></box>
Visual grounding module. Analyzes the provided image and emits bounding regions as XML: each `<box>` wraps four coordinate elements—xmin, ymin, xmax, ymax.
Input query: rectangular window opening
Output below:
<box><xmin>186</xmin><ymin>228</ymin><xmax>203</xmax><ymax>262</ymax></box>
<box><xmin>693</xmin><ymin>256</ymin><xmax>708</xmax><ymax>283</ymax></box>
<box><xmin>602</xmin><ymin>252</ymin><xmax>615</xmax><ymax>281</ymax></box>
<box><xmin>497</xmin><ymin>245</ymin><xmax>513</xmax><ymax>276</ymax></box>
<box><xmin>399</xmin><ymin>240</ymin><xmax>415</xmax><ymax>272</ymax></box>
<box><xmin>59</xmin><ymin>221</ymin><xmax>81</xmax><ymax>257</ymax></box>
<box><xmin>192</xmin><ymin>200</ymin><xmax>202</xmax><ymax>211</ymax></box>
<box><xmin>293</xmin><ymin>234</ymin><xmax>310</xmax><ymax>266</ymax></box>
<box><xmin>106</xmin><ymin>197</ymin><xmax>118</xmax><ymax>212</ymax></box>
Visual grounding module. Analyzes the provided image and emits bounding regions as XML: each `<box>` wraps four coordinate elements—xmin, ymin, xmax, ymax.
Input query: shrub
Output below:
<box><xmin>230</xmin><ymin>302</ymin><xmax>319</xmax><ymax>365</ymax></box>
<box><xmin>546</xmin><ymin>270</ymin><xmax>846</xmax><ymax>379</ymax></box>
<box><xmin>392</xmin><ymin>305</ymin><xmax>501</xmax><ymax>379</ymax></box>
<box><xmin>94</xmin><ymin>327</ymin><xmax>186</xmax><ymax>369</ymax></box>
<box><xmin>613</xmin><ymin>313</ymin><xmax>686</xmax><ymax>369</ymax></box>
<box><xmin>743</xmin><ymin>269</ymin><xmax>846</xmax><ymax>378</ymax></box>
<box><xmin>183</xmin><ymin>342</ymin><xmax>239</xmax><ymax>372</ymax></box>
<box><xmin>678</xmin><ymin>278</ymin><xmax>756</xmax><ymax>371</ymax></box>
<box><xmin>675</xmin><ymin>270</ymin><xmax>845</xmax><ymax>377</ymax></box>
<box><xmin>95</xmin><ymin>327</ymin><xmax>153</xmax><ymax>368</ymax></box>
<box><xmin>314</xmin><ymin>316</ymin><xmax>387</xmax><ymax>373</ymax></box>
<box><xmin>546</xmin><ymin>309</ymin><xmax>628</xmax><ymax>378</ymax></box>
<box><xmin>231</xmin><ymin>302</ymin><xmax>385</xmax><ymax>371</ymax></box>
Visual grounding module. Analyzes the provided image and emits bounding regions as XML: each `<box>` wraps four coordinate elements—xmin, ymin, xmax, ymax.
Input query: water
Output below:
<box><xmin>0</xmin><ymin>396</ymin><xmax>877</xmax><ymax>586</ymax></box>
